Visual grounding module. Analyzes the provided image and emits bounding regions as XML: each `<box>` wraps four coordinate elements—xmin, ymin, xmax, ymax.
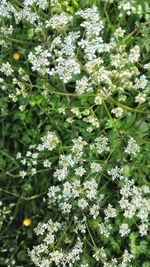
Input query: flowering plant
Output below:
<box><xmin>0</xmin><ymin>0</ymin><xmax>150</xmax><ymax>266</ymax></box>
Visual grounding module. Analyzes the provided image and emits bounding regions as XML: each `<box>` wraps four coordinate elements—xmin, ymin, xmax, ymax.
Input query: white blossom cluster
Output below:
<box><xmin>29</xmin><ymin>235</ymin><xmax>83</xmax><ymax>267</ymax></box>
<box><xmin>17</xmin><ymin>131</ymin><xmax>59</xmax><ymax>178</ymax></box>
<box><xmin>24</xmin><ymin>0</ymin><xmax>48</xmax><ymax>10</ymax></box>
<box><xmin>51</xmin><ymin>135</ymin><xmax>107</xmax><ymax>183</ymax></box>
<box><xmin>0</xmin><ymin>0</ymin><xmax>12</xmax><ymax>20</ymax></box>
<box><xmin>46</xmin><ymin>12</ymin><xmax>73</xmax><ymax>31</ymax></box>
<box><xmin>75</xmin><ymin>76</ymin><xmax>93</xmax><ymax>95</ymax></box>
<box><xmin>0</xmin><ymin>24</ymin><xmax>13</xmax><ymax>35</ymax></box>
<box><xmin>1</xmin><ymin>2</ymin><xmax>150</xmax><ymax>266</ymax></box>
<box><xmin>118</xmin><ymin>0</ymin><xmax>143</xmax><ymax>17</ymax></box>
<box><xmin>28</xmin><ymin>46</ymin><xmax>51</xmax><ymax>75</ymax></box>
<box><xmin>76</xmin><ymin>5</ymin><xmax>104</xmax><ymax>38</ymax></box>
<box><xmin>50</xmin><ymin>56</ymin><xmax>81</xmax><ymax>83</ymax></box>
<box><xmin>26</xmin><ymin>134</ymin><xmax>149</xmax><ymax>266</ymax></box>
<box><xmin>119</xmin><ymin>179</ymin><xmax>150</xmax><ymax>234</ymax></box>
<box><xmin>1</xmin><ymin>4</ymin><xmax>149</xmax><ymax>117</ymax></box>
<box><xmin>0</xmin><ymin>62</ymin><xmax>14</xmax><ymax>76</ymax></box>
<box><xmin>111</xmin><ymin>107</ymin><xmax>124</xmax><ymax>118</ymax></box>
<box><xmin>40</xmin><ymin>131</ymin><xmax>60</xmax><ymax>151</ymax></box>
<box><xmin>90</xmin><ymin>136</ymin><xmax>110</xmax><ymax>154</ymax></box>
<box><xmin>125</xmin><ymin>137</ymin><xmax>140</xmax><ymax>156</ymax></box>
<box><xmin>8</xmin><ymin>76</ymin><xmax>29</xmax><ymax>105</ymax></box>
<box><xmin>108</xmin><ymin>166</ymin><xmax>123</xmax><ymax>180</ymax></box>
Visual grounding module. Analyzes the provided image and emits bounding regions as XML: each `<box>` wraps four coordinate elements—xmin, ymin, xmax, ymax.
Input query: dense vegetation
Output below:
<box><xmin>0</xmin><ymin>0</ymin><xmax>150</xmax><ymax>266</ymax></box>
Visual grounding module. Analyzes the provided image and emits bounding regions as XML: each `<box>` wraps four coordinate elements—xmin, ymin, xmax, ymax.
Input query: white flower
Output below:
<box><xmin>54</xmin><ymin>168</ymin><xmax>68</xmax><ymax>181</ymax></box>
<box><xmin>90</xmin><ymin>204</ymin><xmax>99</xmax><ymax>218</ymax></box>
<box><xmin>118</xmin><ymin>1</ymin><xmax>137</xmax><ymax>16</ymax></box>
<box><xmin>90</xmin><ymin>162</ymin><xmax>102</xmax><ymax>173</ymax></box>
<box><xmin>75</xmin><ymin>76</ymin><xmax>93</xmax><ymax>94</ymax></box>
<box><xmin>108</xmin><ymin>166</ymin><xmax>123</xmax><ymax>180</ymax></box>
<box><xmin>104</xmin><ymin>204</ymin><xmax>117</xmax><ymax>219</ymax></box>
<box><xmin>83</xmin><ymin>115</ymin><xmax>99</xmax><ymax>128</ymax></box>
<box><xmin>144</xmin><ymin>62</ymin><xmax>150</xmax><ymax>70</ymax></box>
<box><xmin>47</xmin><ymin>186</ymin><xmax>60</xmax><ymax>200</ymax></box>
<box><xmin>139</xmin><ymin>223</ymin><xmax>148</xmax><ymax>236</ymax></box>
<box><xmin>32</xmin><ymin>153</ymin><xmax>38</xmax><ymax>159</ymax></box>
<box><xmin>119</xmin><ymin>223</ymin><xmax>130</xmax><ymax>237</ymax></box>
<box><xmin>111</xmin><ymin>107</ymin><xmax>123</xmax><ymax>118</ymax></box>
<box><xmin>72</xmin><ymin>136</ymin><xmax>87</xmax><ymax>158</ymax></box>
<box><xmin>16</xmin><ymin>152</ymin><xmax>21</xmax><ymax>159</ymax></box>
<box><xmin>75</xmin><ymin>166</ymin><xmax>86</xmax><ymax>177</ymax></box>
<box><xmin>41</xmin><ymin>131</ymin><xmax>59</xmax><ymax>151</ymax></box>
<box><xmin>59</xmin><ymin>154</ymin><xmax>75</xmax><ymax>167</ymax></box>
<box><xmin>43</xmin><ymin>160</ymin><xmax>51</xmax><ymax>168</ymax></box>
<box><xmin>0</xmin><ymin>62</ymin><xmax>14</xmax><ymax>76</ymax></box>
<box><xmin>71</xmin><ymin>107</ymin><xmax>81</xmax><ymax>118</ymax></box>
<box><xmin>21</xmin><ymin>159</ymin><xmax>26</xmax><ymax>165</ymax></box>
<box><xmin>142</xmin><ymin>185</ymin><xmax>150</xmax><ymax>194</ymax></box>
<box><xmin>19</xmin><ymin>170</ymin><xmax>27</xmax><ymax>178</ymax></box>
<box><xmin>63</xmin><ymin>182</ymin><xmax>72</xmax><ymax>199</ymax></box>
<box><xmin>61</xmin><ymin>31</ymin><xmax>80</xmax><ymax>57</ymax></box>
<box><xmin>125</xmin><ymin>137</ymin><xmax>140</xmax><ymax>156</ymax></box>
<box><xmin>60</xmin><ymin>202</ymin><xmax>72</xmax><ymax>214</ymax></box>
<box><xmin>0</xmin><ymin>24</ymin><xmax>14</xmax><ymax>35</ymax></box>
<box><xmin>28</xmin><ymin>45</ymin><xmax>51</xmax><ymax>75</ymax></box>
<box><xmin>91</xmin><ymin>136</ymin><xmax>109</xmax><ymax>154</ymax></box>
<box><xmin>111</xmin><ymin>53</ymin><xmax>127</xmax><ymax>68</ymax></box>
<box><xmin>58</xmin><ymin>107</ymin><xmax>66</xmax><ymax>115</ymax></box>
<box><xmin>78</xmin><ymin>198</ymin><xmax>88</xmax><ymax>209</ymax></box>
<box><xmin>114</xmin><ymin>27</ymin><xmax>125</xmax><ymax>38</ymax></box>
<box><xmin>50</xmin><ymin>57</ymin><xmax>80</xmax><ymax>83</ymax></box>
<box><xmin>128</xmin><ymin>45</ymin><xmax>140</xmax><ymax>62</ymax></box>
<box><xmin>135</xmin><ymin>93</ymin><xmax>146</xmax><ymax>104</ymax></box>
<box><xmin>85</xmin><ymin>57</ymin><xmax>104</xmax><ymax>74</ymax></box>
<box><xmin>74</xmin><ymin>216</ymin><xmax>86</xmax><ymax>234</ymax></box>
<box><xmin>76</xmin><ymin>6</ymin><xmax>103</xmax><ymax>38</ymax></box>
<box><xmin>44</xmin><ymin>233</ymin><xmax>55</xmax><ymax>245</ymax></box>
<box><xmin>36</xmin><ymin>0</ymin><xmax>48</xmax><ymax>10</ymax></box>
<box><xmin>46</xmin><ymin>12</ymin><xmax>73</xmax><ymax>31</ymax></box>
<box><xmin>134</xmin><ymin>74</ymin><xmax>148</xmax><ymax>89</ymax></box>
<box><xmin>66</xmin><ymin>117</ymin><xmax>74</xmax><ymax>124</ymax></box>
<box><xmin>122</xmin><ymin>250</ymin><xmax>133</xmax><ymax>264</ymax></box>
<box><xmin>99</xmin><ymin>222</ymin><xmax>112</xmax><ymax>237</ymax></box>
<box><xmin>93</xmin><ymin>247</ymin><xmax>107</xmax><ymax>262</ymax></box>
<box><xmin>83</xmin><ymin>179</ymin><xmax>98</xmax><ymax>200</ymax></box>
<box><xmin>94</xmin><ymin>95</ymin><xmax>103</xmax><ymax>105</ymax></box>
<box><xmin>26</xmin><ymin>151</ymin><xmax>32</xmax><ymax>157</ymax></box>
<box><xmin>0</xmin><ymin>0</ymin><xmax>11</xmax><ymax>19</ymax></box>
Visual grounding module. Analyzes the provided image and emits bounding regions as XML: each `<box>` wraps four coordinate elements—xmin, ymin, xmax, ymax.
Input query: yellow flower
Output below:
<box><xmin>23</xmin><ymin>218</ymin><xmax>32</xmax><ymax>227</ymax></box>
<box><xmin>12</xmin><ymin>52</ymin><xmax>20</xmax><ymax>61</ymax></box>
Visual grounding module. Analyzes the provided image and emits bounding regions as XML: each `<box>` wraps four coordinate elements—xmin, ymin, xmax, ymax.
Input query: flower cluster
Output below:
<box><xmin>17</xmin><ymin>131</ymin><xmax>59</xmax><ymax>178</ymax></box>
<box><xmin>118</xmin><ymin>0</ymin><xmax>143</xmax><ymax>17</ymax></box>
<box><xmin>46</xmin><ymin>12</ymin><xmax>73</xmax><ymax>31</ymax></box>
<box><xmin>1</xmin><ymin>1</ymin><xmax>150</xmax><ymax>266</ymax></box>
<box><xmin>28</xmin><ymin>46</ymin><xmax>51</xmax><ymax>75</ymax></box>
<box><xmin>119</xmin><ymin>179</ymin><xmax>150</xmax><ymax>236</ymax></box>
<box><xmin>25</xmin><ymin>134</ymin><xmax>149</xmax><ymax>266</ymax></box>
<box><xmin>1</xmin><ymin>3</ymin><xmax>149</xmax><ymax>126</ymax></box>
<box><xmin>0</xmin><ymin>62</ymin><xmax>14</xmax><ymax>76</ymax></box>
<box><xmin>125</xmin><ymin>137</ymin><xmax>140</xmax><ymax>156</ymax></box>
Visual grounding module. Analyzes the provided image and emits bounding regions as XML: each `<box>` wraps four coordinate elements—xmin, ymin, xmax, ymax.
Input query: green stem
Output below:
<box><xmin>85</xmin><ymin>222</ymin><xmax>97</xmax><ymax>248</ymax></box>
<box><xmin>107</xmin><ymin>96</ymin><xmax>150</xmax><ymax>115</ymax></box>
<box><xmin>0</xmin><ymin>35</ymin><xmax>37</xmax><ymax>45</ymax></box>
